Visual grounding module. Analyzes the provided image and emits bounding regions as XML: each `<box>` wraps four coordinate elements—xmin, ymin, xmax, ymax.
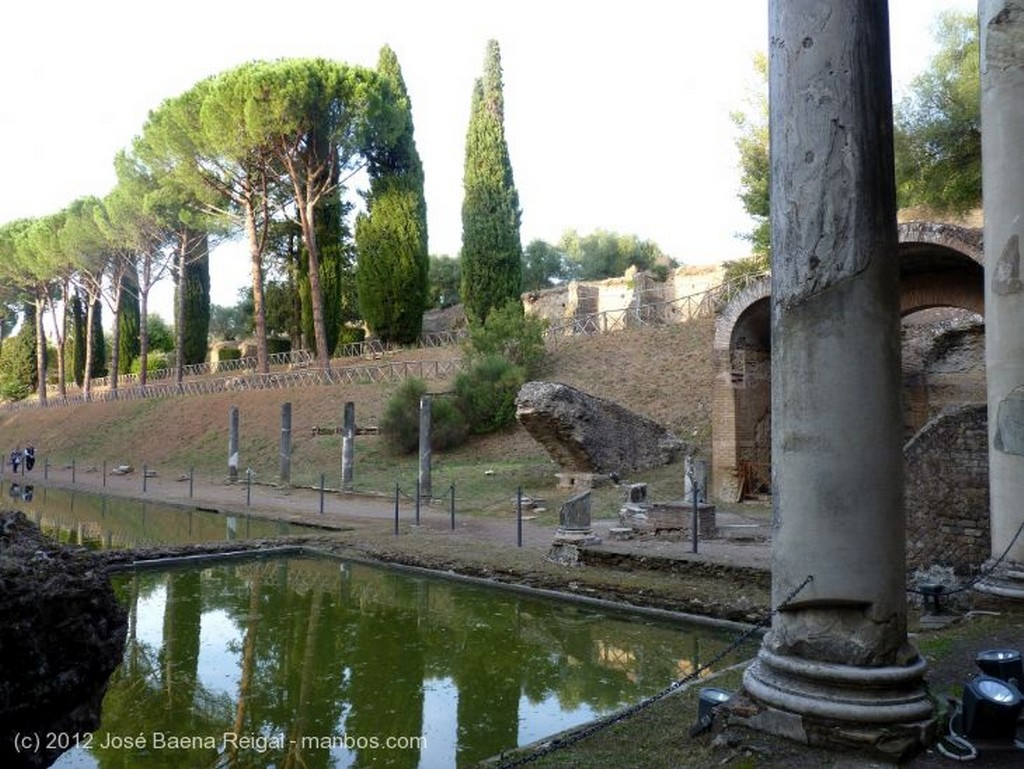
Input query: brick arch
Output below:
<box><xmin>900</xmin><ymin>272</ymin><xmax>985</xmax><ymax>316</ymax></box>
<box><xmin>713</xmin><ymin>275</ymin><xmax>772</xmax><ymax>354</ymax></box>
<box><xmin>710</xmin><ymin>222</ymin><xmax>985</xmax><ymax>502</ymax></box>
<box><xmin>897</xmin><ymin>221</ymin><xmax>983</xmax><ymax>265</ymax></box>
<box><xmin>711</xmin><ymin>276</ymin><xmax>772</xmax><ymax>501</ymax></box>
<box><xmin>897</xmin><ymin>221</ymin><xmax>984</xmax><ymax>316</ymax></box>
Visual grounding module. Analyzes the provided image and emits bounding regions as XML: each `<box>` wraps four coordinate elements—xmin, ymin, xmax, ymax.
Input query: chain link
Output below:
<box><xmin>494</xmin><ymin>574</ymin><xmax>814</xmax><ymax>769</ymax></box>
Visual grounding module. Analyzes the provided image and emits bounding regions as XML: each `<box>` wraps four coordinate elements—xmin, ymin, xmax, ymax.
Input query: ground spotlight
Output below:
<box><xmin>960</xmin><ymin>675</ymin><xmax>1023</xmax><ymax>742</ymax></box>
<box><xmin>689</xmin><ymin>687</ymin><xmax>731</xmax><ymax>737</ymax></box>
<box><xmin>976</xmin><ymin>648</ymin><xmax>1023</xmax><ymax>687</ymax></box>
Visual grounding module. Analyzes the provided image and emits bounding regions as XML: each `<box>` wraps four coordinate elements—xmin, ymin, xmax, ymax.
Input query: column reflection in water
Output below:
<box><xmin>54</xmin><ymin>556</ymin><xmax>754</xmax><ymax>769</ymax></box>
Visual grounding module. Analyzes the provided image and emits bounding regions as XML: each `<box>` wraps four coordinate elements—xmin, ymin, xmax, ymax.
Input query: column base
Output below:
<box><xmin>973</xmin><ymin>559</ymin><xmax>1024</xmax><ymax>601</ymax></box>
<box><xmin>734</xmin><ymin>650</ymin><xmax>934</xmax><ymax>760</ymax></box>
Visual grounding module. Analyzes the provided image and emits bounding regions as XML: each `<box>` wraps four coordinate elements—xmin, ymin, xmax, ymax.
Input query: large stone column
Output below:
<box><xmin>341</xmin><ymin>401</ymin><xmax>355</xmax><ymax>492</ymax></box>
<box><xmin>739</xmin><ymin>0</ymin><xmax>932</xmax><ymax>754</ymax></box>
<box><xmin>418</xmin><ymin>395</ymin><xmax>432</xmax><ymax>500</ymax></box>
<box><xmin>977</xmin><ymin>1</ymin><xmax>1024</xmax><ymax>599</ymax></box>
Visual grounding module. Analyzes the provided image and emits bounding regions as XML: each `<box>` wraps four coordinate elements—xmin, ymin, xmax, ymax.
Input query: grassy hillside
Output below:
<box><xmin>0</xmin><ymin>318</ymin><xmax>715</xmax><ymax>508</ymax></box>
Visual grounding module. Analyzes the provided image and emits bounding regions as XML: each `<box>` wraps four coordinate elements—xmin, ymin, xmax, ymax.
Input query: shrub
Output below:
<box><xmin>266</xmin><ymin>337</ymin><xmax>291</xmax><ymax>357</ymax></box>
<box><xmin>430</xmin><ymin>396</ymin><xmax>468</xmax><ymax>450</ymax></box>
<box><xmin>454</xmin><ymin>355</ymin><xmax>525</xmax><ymax>434</ymax></box>
<box><xmin>381</xmin><ymin>378</ymin><xmax>428</xmax><ymax>454</ymax></box>
<box><xmin>129</xmin><ymin>352</ymin><xmax>169</xmax><ymax>375</ymax></box>
<box><xmin>465</xmin><ymin>299</ymin><xmax>547</xmax><ymax>377</ymax></box>
<box><xmin>334</xmin><ymin>326</ymin><xmax>366</xmax><ymax>355</ymax></box>
<box><xmin>213</xmin><ymin>347</ymin><xmax>242</xmax><ymax>374</ymax></box>
<box><xmin>380</xmin><ymin>378</ymin><xmax>469</xmax><ymax>454</ymax></box>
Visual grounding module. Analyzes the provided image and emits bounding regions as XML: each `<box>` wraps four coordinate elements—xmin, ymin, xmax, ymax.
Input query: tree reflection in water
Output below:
<box><xmin>53</xmin><ymin>556</ymin><xmax>754</xmax><ymax>769</ymax></box>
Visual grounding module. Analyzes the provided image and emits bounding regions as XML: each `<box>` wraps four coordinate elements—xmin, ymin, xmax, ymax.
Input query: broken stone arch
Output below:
<box><xmin>711</xmin><ymin>221</ymin><xmax>985</xmax><ymax>502</ymax></box>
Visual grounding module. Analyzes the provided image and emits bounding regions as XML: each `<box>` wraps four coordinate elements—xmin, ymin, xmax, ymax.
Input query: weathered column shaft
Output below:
<box><xmin>741</xmin><ymin>0</ymin><xmax>931</xmax><ymax>748</ymax></box>
<box><xmin>418</xmin><ymin>395</ymin><xmax>432</xmax><ymax>500</ymax></box>
<box><xmin>342</xmin><ymin>401</ymin><xmax>355</xmax><ymax>491</ymax></box>
<box><xmin>279</xmin><ymin>402</ymin><xmax>292</xmax><ymax>487</ymax></box>
<box><xmin>228</xmin><ymin>406</ymin><xmax>239</xmax><ymax>483</ymax></box>
<box><xmin>768</xmin><ymin>0</ymin><xmax>906</xmax><ymax>644</ymax></box>
<box><xmin>979</xmin><ymin>1</ymin><xmax>1024</xmax><ymax>594</ymax></box>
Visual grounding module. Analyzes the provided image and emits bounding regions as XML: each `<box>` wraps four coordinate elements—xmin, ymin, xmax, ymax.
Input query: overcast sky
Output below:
<box><xmin>0</xmin><ymin>0</ymin><xmax>976</xmax><ymax>318</ymax></box>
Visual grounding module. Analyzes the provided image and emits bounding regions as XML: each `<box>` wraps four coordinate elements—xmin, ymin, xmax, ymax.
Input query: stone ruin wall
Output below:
<box><xmin>523</xmin><ymin>264</ymin><xmax>725</xmax><ymax>327</ymax></box>
<box><xmin>905</xmin><ymin>404</ymin><xmax>989</xmax><ymax>574</ymax></box>
<box><xmin>901</xmin><ymin>318</ymin><xmax>986</xmax><ymax>440</ymax></box>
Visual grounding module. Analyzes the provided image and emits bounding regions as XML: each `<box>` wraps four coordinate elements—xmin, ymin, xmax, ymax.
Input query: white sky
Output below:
<box><xmin>0</xmin><ymin>0</ymin><xmax>977</xmax><ymax>320</ymax></box>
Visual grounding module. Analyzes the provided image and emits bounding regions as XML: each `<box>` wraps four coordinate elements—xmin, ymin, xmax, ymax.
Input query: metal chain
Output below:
<box><xmin>907</xmin><ymin>519</ymin><xmax>1024</xmax><ymax>596</ymax></box>
<box><xmin>493</xmin><ymin>574</ymin><xmax>814</xmax><ymax>769</ymax></box>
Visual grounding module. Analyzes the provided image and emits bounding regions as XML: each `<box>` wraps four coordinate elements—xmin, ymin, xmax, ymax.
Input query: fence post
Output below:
<box><xmin>517</xmin><ymin>485</ymin><xmax>523</xmax><ymax>548</ymax></box>
<box><xmin>415</xmin><ymin>480</ymin><xmax>421</xmax><ymax>526</ymax></box>
<box><xmin>72</xmin><ymin>458</ymin><xmax>76</xmax><ymax>484</ymax></box>
<box><xmin>143</xmin><ymin>464</ymin><xmax>148</xmax><ymax>493</ymax></box>
<box><xmin>102</xmin><ymin>460</ymin><xmax>106</xmax><ymax>487</ymax></box>
<box><xmin>246</xmin><ymin>469</ymin><xmax>252</xmax><ymax>506</ymax></box>
<box><xmin>450</xmin><ymin>483</ymin><xmax>456</xmax><ymax>531</ymax></box>
<box><xmin>319</xmin><ymin>473</ymin><xmax>325</xmax><ymax>515</ymax></box>
<box><xmin>394</xmin><ymin>483</ymin><xmax>400</xmax><ymax>536</ymax></box>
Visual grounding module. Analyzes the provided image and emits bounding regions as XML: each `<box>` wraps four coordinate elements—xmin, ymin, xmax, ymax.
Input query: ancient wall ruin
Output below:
<box><xmin>523</xmin><ymin>264</ymin><xmax>725</xmax><ymax>327</ymax></box>
<box><xmin>905</xmin><ymin>404</ymin><xmax>990</xmax><ymax>574</ymax></box>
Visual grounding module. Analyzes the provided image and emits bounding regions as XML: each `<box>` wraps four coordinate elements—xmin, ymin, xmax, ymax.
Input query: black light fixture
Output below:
<box><xmin>689</xmin><ymin>687</ymin><xmax>731</xmax><ymax>737</ymax></box>
<box><xmin>918</xmin><ymin>583</ymin><xmax>945</xmax><ymax>614</ymax></box>
<box><xmin>960</xmin><ymin>675</ymin><xmax>1023</xmax><ymax>742</ymax></box>
<box><xmin>976</xmin><ymin>648</ymin><xmax>1024</xmax><ymax>687</ymax></box>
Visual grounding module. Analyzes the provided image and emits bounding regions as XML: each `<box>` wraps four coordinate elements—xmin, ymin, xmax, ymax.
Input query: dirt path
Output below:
<box><xmin>16</xmin><ymin>461</ymin><xmax>772</xmax><ymax>568</ymax></box>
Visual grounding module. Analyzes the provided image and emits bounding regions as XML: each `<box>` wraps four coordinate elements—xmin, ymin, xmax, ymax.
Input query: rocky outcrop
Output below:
<box><xmin>515</xmin><ymin>381</ymin><xmax>686</xmax><ymax>474</ymax></box>
<box><xmin>0</xmin><ymin>511</ymin><xmax>127</xmax><ymax>768</ymax></box>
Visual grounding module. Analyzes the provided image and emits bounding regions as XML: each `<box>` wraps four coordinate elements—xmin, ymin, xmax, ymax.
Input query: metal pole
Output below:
<box><xmin>517</xmin><ymin>485</ymin><xmax>523</xmax><ymax>548</ymax></box>
<box><xmin>319</xmin><ymin>473</ymin><xmax>325</xmax><ymax>515</ymax></box>
<box><xmin>690</xmin><ymin>463</ymin><xmax>699</xmax><ymax>554</ymax></box>
<box><xmin>102</xmin><ymin>460</ymin><xmax>106</xmax><ymax>487</ymax></box>
<box><xmin>246</xmin><ymin>469</ymin><xmax>252</xmax><ymax>506</ymax></box>
<box><xmin>143</xmin><ymin>464</ymin><xmax>148</xmax><ymax>493</ymax></box>
<box><xmin>450</xmin><ymin>483</ymin><xmax>456</xmax><ymax>531</ymax></box>
<box><xmin>189</xmin><ymin>467</ymin><xmax>194</xmax><ymax>498</ymax></box>
<box><xmin>394</xmin><ymin>483</ymin><xmax>400</xmax><ymax>536</ymax></box>
<box><xmin>72</xmin><ymin>458</ymin><xmax>76</xmax><ymax>484</ymax></box>
<box><xmin>44</xmin><ymin>457</ymin><xmax>49</xmax><ymax>481</ymax></box>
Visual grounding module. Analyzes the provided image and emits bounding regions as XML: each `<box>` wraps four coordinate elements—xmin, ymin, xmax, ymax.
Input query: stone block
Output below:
<box><xmin>559</xmin><ymin>491</ymin><xmax>592</xmax><ymax>531</ymax></box>
<box><xmin>517</xmin><ymin>381</ymin><xmax>686</xmax><ymax>474</ymax></box>
<box><xmin>554</xmin><ymin>490</ymin><xmax>601</xmax><ymax>546</ymax></box>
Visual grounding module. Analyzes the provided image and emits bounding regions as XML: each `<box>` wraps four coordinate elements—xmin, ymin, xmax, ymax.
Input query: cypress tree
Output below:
<box><xmin>459</xmin><ymin>40</ymin><xmax>522</xmax><ymax>324</ymax></box>
<box><xmin>70</xmin><ymin>292</ymin><xmax>85</xmax><ymax>386</ymax></box>
<box><xmin>0</xmin><ymin>304</ymin><xmax>37</xmax><ymax>400</ymax></box>
<box><xmin>90</xmin><ymin>299</ymin><xmax>106</xmax><ymax>379</ymax></box>
<box><xmin>180</xmin><ymin>231</ymin><xmax>210</xmax><ymax>365</ymax></box>
<box><xmin>356</xmin><ymin>46</ymin><xmax>429</xmax><ymax>345</ymax></box>
<box><xmin>118</xmin><ymin>263</ymin><xmax>141</xmax><ymax>374</ymax></box>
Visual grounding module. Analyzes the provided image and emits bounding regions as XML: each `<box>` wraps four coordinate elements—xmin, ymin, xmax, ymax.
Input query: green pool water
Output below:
<box><xmin>1</xmin><ymin>481</ymin><xmax>298</xmax><ymax>548</ymax></box>
<box><xmin>48</xmin><ymin>554</ymin><xmax>753</xmax><ymax>768</ymax></box>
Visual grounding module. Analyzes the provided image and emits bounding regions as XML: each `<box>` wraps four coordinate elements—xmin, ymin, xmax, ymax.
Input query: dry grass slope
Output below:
<box><xmin>0</xmin><ymin>318</ymin><xmax>716</xmax><ymax>488</ymax></box>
